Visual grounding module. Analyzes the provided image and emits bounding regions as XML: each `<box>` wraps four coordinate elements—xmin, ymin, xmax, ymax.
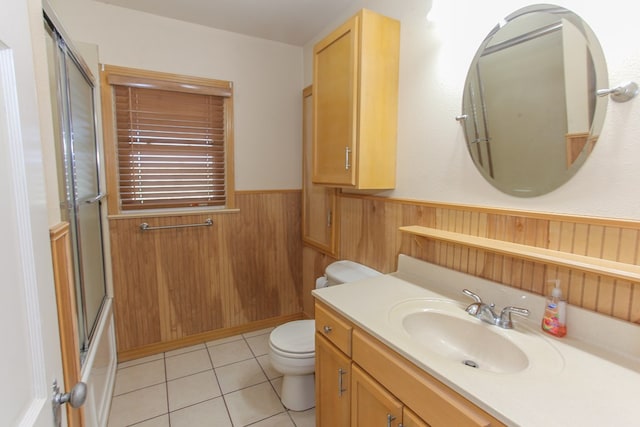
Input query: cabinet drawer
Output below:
<box><xmin>315</xmin><ymin>302</ymin><xmax>352</xmax><ymax>356</ymax></box>
<box><xmin>352</xmin><ymin>329</ymin><xmax>505</xmax><ymax>427</ymax></box>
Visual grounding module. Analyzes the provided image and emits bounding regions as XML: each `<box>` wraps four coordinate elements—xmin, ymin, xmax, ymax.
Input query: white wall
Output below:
<box><xmin>47</xmin><ymin>0</ymin><xmax>304</xmax><ymax>192</ymax></box>
<box><xmin>304</xmin><ymin>0</ymin><xmax>640</xmax><ymax>220</ymax></box>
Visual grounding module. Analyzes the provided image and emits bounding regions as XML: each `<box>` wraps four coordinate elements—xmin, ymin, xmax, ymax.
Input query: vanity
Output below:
<box><xmin>312</xmin><ymin>255</ymin><xmax>640</xmax><ymax>426</ymax></box>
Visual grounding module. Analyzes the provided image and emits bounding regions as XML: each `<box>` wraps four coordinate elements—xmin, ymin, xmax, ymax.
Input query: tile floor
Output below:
<box><xmin>107</xmin><ymin>327</ymin><xmax>315</xmax><ymax>427</ymax></box>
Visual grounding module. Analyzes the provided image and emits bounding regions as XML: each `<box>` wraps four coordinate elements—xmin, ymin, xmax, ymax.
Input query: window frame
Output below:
<box><xmin>100</xmin><ymin>64</ymin><xmax>235</xmax><ymax>216</ymax></box>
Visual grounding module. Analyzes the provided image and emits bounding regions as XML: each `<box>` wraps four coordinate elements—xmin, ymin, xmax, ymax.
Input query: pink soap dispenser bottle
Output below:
<box><xmin>541</xmin><ymin>280</ymin><xmax>567</xmax><ymax>337</ymax></box>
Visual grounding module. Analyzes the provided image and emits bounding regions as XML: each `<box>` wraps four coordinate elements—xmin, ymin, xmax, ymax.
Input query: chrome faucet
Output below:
<box><xmin>462</xmin><ymin>289</ymin><xmax>529</xmax><ymax>329</ymax></box>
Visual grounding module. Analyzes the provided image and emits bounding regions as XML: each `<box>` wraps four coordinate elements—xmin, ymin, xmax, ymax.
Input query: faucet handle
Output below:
<box><xmin>462</xmin><ymin>289</ymin><xmax>482</xmax><ymax>303</ymax></box>
<box><xmin>498</xmin><ymin>306</ymin><xmax>530</xmax><ymax>329</ymax></box>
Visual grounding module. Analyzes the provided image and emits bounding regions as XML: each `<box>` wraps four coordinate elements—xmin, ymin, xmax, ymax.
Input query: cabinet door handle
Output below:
<box><xmin>327</xmin><ymin>209</ymin><xmax>332</xmax><ymax>228</ymax></box>
<box><xmin>345</xmin><ymin>146</ymin><xmax>351</xmax><ymax>170</ymax></box>
<box><xmin>323</xmin><ymin>325</ymin><xmax>332</xmax><ymax>334</ymax></box>
<box><xmin>387</xmin><ymin>413</ymin><xmax>397</xmax><ymax>427</ymax></box>
<box><xmin>338</xmin><ymin>368</ymin><xmax>347</xmax><ymax>396</ymax></box>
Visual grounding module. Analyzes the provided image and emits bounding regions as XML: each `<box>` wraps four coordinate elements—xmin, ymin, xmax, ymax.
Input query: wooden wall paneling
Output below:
<box><xmin>474</xmin><ymin>212</ymin><xmax>489</xmax><ymax>278</ymax></box>
<box><xmin>109</xmin><ymin>217</ymin><xmax>162</xmax><ymax>352</ymax></box>
<box><xmin>339</xmin><ymin>196</ymin><xmax>403</xmax><ymax>274</ymax></box>
<box><xmin>583</xmin><ymin>225</ymin><xmax>605</xmax><ymax>310</ymax></box>
<box><xmin>614</xmin><ymin>229</ymin><xmax>638</xmax><ymax>319</ymax></box>
<box><xmin>227</xmin><ymin>192</ymin><xmax>302</xmax><ymax>324</ymax></box>
<box><xmin>630</xmin><ymin>283</ymin><xmax>640</xmax><ymax>323</ymax></box>
<box><xmin>331</xmin><ymin>194</ymin><xmax>640</xmax><ymax>324</ymax></box>
<box><xmin>530</xmin><ymin>218</ymin><xmax>549</xmax><ymax>295</ymax></box>
<box><xmin>399</xmin><ymin>204</ymin><xmax>436</xmax><ymax>265</ymax></box>
<box><xmin>49</xmin><ymin>223</ymin><xmax>85</xmax><ymax>427</ymax></box>
<box><xmin>108</xmin><ymin>191</ymin><xmax>303</xmax><ymax>357</ymax></box>
<box><xmin>568</xmin><ymin>223</ymin><xmax>589</xmax><ymax>306</ymax></box>
<box><xmin>153</xmin><ymin>215</ymin><xmax>222</xmax><ymax>339</ymax></box>
<box><xmin>546</xmin><ymin>221</ymin><xmax>572</xmax><ymax>303</ymax></box>
<box><xmin>597</xmin><ymin>227</ymin><xmax>621</xmax><ymax>315</ymax></box>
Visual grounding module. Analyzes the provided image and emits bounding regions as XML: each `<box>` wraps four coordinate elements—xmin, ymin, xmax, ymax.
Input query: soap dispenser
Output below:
<box><xmin>541</xmin><ymin>280</ymin><xmax>567</xmax><ymax>337</ymax></box>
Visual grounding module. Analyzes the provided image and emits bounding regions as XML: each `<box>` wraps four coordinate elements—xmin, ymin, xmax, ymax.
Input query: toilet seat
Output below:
<box><xmin>270</xmin><ymin>320</ymin><xmax>315</xmax><ymax>357</ymax></box>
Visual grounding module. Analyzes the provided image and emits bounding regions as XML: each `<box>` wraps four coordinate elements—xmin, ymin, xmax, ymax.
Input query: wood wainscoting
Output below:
<box><xmin>302</xmin><ymin>193</ymin><xmax>640</xmax><ymax>324</ymax></box>
<box><xmin>109</xmin><ymin>190</ymin><xmax>303</xmax><ymax>360</ymax></box>
<box><xmin>50</xmin><ymin>222</ymin><xmax>84</xmax><ymax>427</ymax></box>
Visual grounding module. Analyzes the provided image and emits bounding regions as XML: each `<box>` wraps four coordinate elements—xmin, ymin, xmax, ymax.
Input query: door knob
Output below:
<box><xmin>53</xmin><ymin>380</ymin><xmax>87</xmax><ymax>407</ymax></box>
<box><xmin>52</xmin><ymin>379</ymin><xmax>87</xmax><ymax>427</ymax></box>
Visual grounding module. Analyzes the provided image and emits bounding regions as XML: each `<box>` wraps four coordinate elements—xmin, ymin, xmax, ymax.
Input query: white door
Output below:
<box><xmin>0</xmin><ymin>0</ymin><xmax>65</xmax><ymax>426</ymax></box>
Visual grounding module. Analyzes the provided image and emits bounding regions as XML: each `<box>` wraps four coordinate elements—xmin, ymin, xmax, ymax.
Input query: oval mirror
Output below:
<box><xmin>461</xmin><ymin>4</ymin><xmax>608</xmax><ymax>197</ymax></box>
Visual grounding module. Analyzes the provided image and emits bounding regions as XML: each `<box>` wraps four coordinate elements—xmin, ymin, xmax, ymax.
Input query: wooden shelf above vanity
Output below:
<box><xmin>399</xmin><ymin>225</ymin><xmax>640</xmax><ymax>283</ymax></box>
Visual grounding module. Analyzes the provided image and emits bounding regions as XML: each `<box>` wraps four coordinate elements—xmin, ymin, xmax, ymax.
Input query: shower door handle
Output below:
<box><xmin>83</xmin><ymin>193</ymin><xmax>105</xmax><ymax>204</ymax></box>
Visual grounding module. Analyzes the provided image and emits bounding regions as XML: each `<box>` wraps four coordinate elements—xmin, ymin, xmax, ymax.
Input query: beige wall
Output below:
<box><xmin>304</xmin><ymin>0</ymin><xmax>640</xmax><ymax>220</ymax></box>
<box><xmin>46</xmin><ymin>0</ymin><xmax>640</xmax><ymax>220</ymax></box>
<box><xmin>47</xmin><ymin>0</ymin><xmax>304</xmax><ymax>194</ymax></box>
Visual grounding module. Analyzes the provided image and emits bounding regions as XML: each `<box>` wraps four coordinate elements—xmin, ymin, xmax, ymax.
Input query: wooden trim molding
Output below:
<box><xmin>118</xmin><ymin>313</ymin><xmax>302</xmax><ymax>362</ymax></box>
<box><xmin>400</xmin><ymin>226</ymin><xmax>640</xmax><ymax>283</ymax></box>
<box><xmin>50</xmin><ymin>222</ymin><xmax>85</xmax><ymax>427</ymax></box>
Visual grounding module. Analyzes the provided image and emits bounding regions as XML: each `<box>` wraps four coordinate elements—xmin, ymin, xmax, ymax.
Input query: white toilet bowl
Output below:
<box><xmin>268</xmin><ymin>320</ymin><xmax>315</xmax><ymax>411</ymax></box>
<box><xmin>268</xmin><ymin>260</ymin><xmax>381</xmax><ymax>411</ymax></box>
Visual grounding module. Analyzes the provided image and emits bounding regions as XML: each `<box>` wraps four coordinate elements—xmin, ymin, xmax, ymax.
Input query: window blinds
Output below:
<box><xmin>114</xmin><ymin>85</ymin><xmax>226</xmax><ymax>210</ymax></box>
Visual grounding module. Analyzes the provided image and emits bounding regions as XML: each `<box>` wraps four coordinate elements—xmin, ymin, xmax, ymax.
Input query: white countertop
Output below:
<box><xmin>312</xmin><ymin>255</ymin><xmax>640</xmax><ymax>427</ymax></box>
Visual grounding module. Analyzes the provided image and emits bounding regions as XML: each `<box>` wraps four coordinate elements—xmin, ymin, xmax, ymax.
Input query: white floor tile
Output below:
<box><xmin>108</xmin><ymin>384</ymin><xmax>167</xmax><ymax>427</ymax></box>
<box><xmin>271</xmin><ymin>377</ymin><xmax>283</xmax><ymax>398</ymax></box>
<box><xmin>208</xmin><ymin>339</ymin><xmax>254</xmax><ymax>367</ymax></box>
<box><xmin>166</xmin><ymin>348</ymin><xmax>212</xmax><ymax>380</ymax></box>
<box><xmin>224</xmin><ymin>382</ymin><xmax>285</xmax><ymax>426</ymax></box>
<box><xmin>246</xmin><ymin>333</ymin><xmax>270</xmax><ymax>356</ymax></box>
<box><xmin>168</xmin><ymin>370</ymin><xmax>222</xmax><ymax>411</ymax></box>
<box><xmin>113</xmin><ymin>359</ymin><xmax>166</xmax><ymax>396</ymax></box>
<box><xmin>216</xmin><ymin>358</ymin><xmax>268</xmax><ymax>394</ymax></box>
<box><xmin>169</xmin><ymin>397</ymin><xmax>232</xmax><ymax>427</ymax></box>
<box><xmin>164</xmin><ymin>343</ymin><xmax>206</xmax><ymax>358</ymax></box>
<box><xmin>289</xmin><ymin>407</ymin><xmax>316</xmax><ymax>427</ymax></box>
<box><xmin>130</xmin><ymin>414</ymin><xmax>169</xmax><ymax>427</ymax></box>
<box><xmin>206</xmin><ymin>334</ymin><xmax>243</xmax><ymax>347</ymax></box>
<box><xmin>251</xmin><ymin>412</ymin><xmax>295</xmax><ymax>426</ymax></box>
<box><xmin>108</xmin><ymin>338</ymin><xmax>315</xmax><ymax>427</ymax></box>
<box><xmin>243</xmin><ymin>327</ymin><xmax>274</xmax><ymax>338</ymax></box>
<box><xmin>117</xmin><ymin>353</ymin><xmax>164</xmax><ymax>370</ymax></box>
<box><xmin>256</xmin><ymin>354</ymin><xmax>283</xmax><ymax>380</ymax></box>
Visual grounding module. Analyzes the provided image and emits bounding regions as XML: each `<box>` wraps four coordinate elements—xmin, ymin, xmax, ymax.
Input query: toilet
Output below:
<box><xmin>268</xmin><ymin>260</ymin><xmax>381</xmax><ymax>411</ymax></box>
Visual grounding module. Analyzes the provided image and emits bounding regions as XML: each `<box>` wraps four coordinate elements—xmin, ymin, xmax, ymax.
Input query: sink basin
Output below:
<box><xmin>402</xmin><ymin>309</ymin><xmax>529</xmax><ymax>373</ymax></box>
<box><xmin>388</xmin><ymin>299</ymin><xmax>561</xmax><ymax>375</ymax></box>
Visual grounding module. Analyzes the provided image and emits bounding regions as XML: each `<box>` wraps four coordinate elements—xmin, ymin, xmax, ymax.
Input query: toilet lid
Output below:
<box><xmin>270</xmin><ymin>320</ymin><xmax>315</xmax><ymax>354</ymax></box>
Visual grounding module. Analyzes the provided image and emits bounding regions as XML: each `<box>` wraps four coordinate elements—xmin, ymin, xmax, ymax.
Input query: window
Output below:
<box><xmin>100</xmin><ymin>65</ymin><xmax>234</xmax><ymax>213</ymax></box>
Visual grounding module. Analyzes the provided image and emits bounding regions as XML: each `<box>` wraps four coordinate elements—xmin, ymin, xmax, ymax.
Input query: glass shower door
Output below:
<box><xmin>46</xmin><ymin>18</ymin><xmax>107</xmax><ymax>362</ymax></box>
<box><xmin>67</xmin><ymin>54</ymin><xmax>106</xmax><ymax>353</ymax></box>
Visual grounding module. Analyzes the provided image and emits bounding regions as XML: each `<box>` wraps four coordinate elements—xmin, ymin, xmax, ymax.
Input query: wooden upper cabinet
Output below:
<box><xmin>312</xmin><ymin>9</ymin><xmax>400</xmax><ymax>189</ymax></box>
<box><xmin>303</xmin><ymin>86</ymin><xmax>338</xmax><ymax>255</ymax></box>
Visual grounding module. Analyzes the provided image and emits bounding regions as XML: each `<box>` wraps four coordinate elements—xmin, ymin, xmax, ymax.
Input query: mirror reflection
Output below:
<box><xmin>461</xmin><ymin>4</ymin><xmax>608</xmax><ymax>197</ymax></box>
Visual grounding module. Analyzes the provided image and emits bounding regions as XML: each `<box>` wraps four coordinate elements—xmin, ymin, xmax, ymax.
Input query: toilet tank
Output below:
<box><xmin>325</xmin><ymin>260</ymin><xmax>381</xmax><ymax>286</ymax></box>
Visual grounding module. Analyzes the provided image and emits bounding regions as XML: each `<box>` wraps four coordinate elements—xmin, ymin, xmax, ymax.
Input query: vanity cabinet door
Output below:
<box><xmin>316</xmin><ymin>334</ymin><xmax>350</xmax><ymax>427</ymax></box>
<box><xmin>351</xmin><ymin>364</ymin><xmax>403</xmax><ymax>427</ymax></box>
<box><xmin>402</xmin><ymin>407</ymin><xmax>431</xmax><ymax>427</ymax></box>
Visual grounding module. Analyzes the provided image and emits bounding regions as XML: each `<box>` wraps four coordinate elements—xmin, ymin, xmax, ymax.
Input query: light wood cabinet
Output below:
<box><xmin>316</xmin><ymin>334</ymin><xmax>351</xmax><ymax>427</ymax></box>
<box><xmin>403</xmin><ymin>407</ymin><xmax>431</xmax><ymax>427</ymax></box>
<box><xmin>302</xmin><ymin>86</ymin><xmax>338</xmax><ymax>255</ymax></box>
<box><xmin>352</xmin><ymin>364</ymin><xmax>403</xmax><ymax>427</ymax></box>
<box><xmin>314</xmin><ymin>301</ymin><xmax>506</xmax><ymax>427</ymax></box>
<box><xmin>312</xmin><ymin>9</ymin><xmax>400</xmax><ymax>189</ymax></box>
